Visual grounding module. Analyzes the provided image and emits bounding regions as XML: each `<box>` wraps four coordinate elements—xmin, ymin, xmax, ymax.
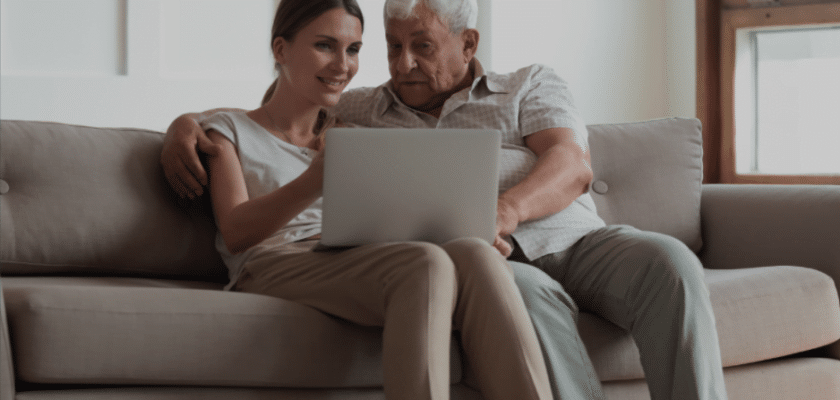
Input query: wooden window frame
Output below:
<box><xmin>699</xmin><ymin>0</ymin><xmax>840</xmax><ymax>184</ymax></box>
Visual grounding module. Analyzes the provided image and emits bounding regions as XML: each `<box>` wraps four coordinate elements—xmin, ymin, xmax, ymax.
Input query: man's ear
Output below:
<box><xmin>461</xmin><ymin>29</ymin><xmax>479</xmax><ymax>62</ymax></box>
<box><xmin>272</xmin><ymin>37</ymin><xmax>287</xmax><ymax>65</ymax></box>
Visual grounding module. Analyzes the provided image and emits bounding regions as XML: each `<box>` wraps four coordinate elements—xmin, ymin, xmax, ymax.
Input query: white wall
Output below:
<box><xmin>0</xmin><ymin>0</ymin><xmax>695</xmax><ymax>131</ymax></box>
<box><xmin>482</xmin><ymin>0</ymin><xmax>695</xmax><ymax>124</ymax></box>
<box><xmin>1</xmin><ymin>0</ymin><xmax>279</xmax><ymax>132</ymax></box>
<box><xmin>351</xmin><ymin>0</ymin><xmax>696</xmax><ymax>124</ymax></box>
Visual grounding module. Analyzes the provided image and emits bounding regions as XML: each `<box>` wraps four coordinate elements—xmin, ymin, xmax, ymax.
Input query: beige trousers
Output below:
<box><xmin>234</xmin><ymin>237</ymin><xmax>551</xmax><ymax>400</ymax></box>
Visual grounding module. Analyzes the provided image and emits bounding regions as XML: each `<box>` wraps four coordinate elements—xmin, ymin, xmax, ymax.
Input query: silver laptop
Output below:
<box><xmin>319</xmin><ymin>128</ymin><xmax>501</xmax><ymax>247</ymax></box>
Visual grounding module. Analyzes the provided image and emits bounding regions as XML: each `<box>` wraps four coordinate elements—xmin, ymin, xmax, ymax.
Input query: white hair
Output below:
<box><xmin>384</xmin><ymin>0</ymin><xmax>478</xmax><ymax>34</ymax></box>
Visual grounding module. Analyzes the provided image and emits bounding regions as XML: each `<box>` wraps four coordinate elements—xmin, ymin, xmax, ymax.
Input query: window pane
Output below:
<box><xmin>753</xmin><ymin>27</ymin><xmax>840</xmax><ymax>175</ymax></box>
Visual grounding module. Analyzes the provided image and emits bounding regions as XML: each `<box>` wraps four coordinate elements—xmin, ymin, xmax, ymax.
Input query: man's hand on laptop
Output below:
<box><xmin>495</xmin><ymin>197</ymin><xmax>521</xmax><ymax>258</ymax></box>
<box><xmin>493</xmin><ymin>235</ymin><xmax>513</xmax><ymax>258</ymax></box>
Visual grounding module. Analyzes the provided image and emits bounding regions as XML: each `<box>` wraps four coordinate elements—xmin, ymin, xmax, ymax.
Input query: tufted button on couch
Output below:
<box><xmin>1</xmin><ymin>118</ymin><xmax>839</xmax><ymax>399</ymax></box>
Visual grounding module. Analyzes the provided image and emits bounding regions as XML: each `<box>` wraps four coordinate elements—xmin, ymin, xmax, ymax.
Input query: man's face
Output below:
<box><xmin>385</xmin><ymin>3</ymin><xmax>473</xmax><ymax>113</ymax></box>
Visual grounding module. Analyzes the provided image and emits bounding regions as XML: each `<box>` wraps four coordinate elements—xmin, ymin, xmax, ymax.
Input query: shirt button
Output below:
<box><xmin>591</xmin><ymin>180</ymin><xmax>608</xmax><ymax>194</ymax></box>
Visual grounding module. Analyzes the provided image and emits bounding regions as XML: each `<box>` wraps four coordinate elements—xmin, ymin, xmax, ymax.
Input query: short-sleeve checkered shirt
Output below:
<box><xmin>331</xmin><ymin>60</ymin><xmax>605</xmax><ymax>260</ymax></box>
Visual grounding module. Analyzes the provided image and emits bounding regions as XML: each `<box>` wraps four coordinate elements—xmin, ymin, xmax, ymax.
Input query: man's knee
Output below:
<box><xmin>632</xmin><ymin>231</ymin><xmax>704</xmax><ymax>280</ymax></box>
<box><xmin>628</xmin><ymin>231</ymin><xmax>709</xmax><ymax>305</ymax></box>
<box><xmin>510</xmin><ymin>262</ymin><xmax>578</xmax><ymax>317</ymax></box>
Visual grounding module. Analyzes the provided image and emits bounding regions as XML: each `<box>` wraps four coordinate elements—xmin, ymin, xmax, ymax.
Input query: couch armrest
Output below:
<box><xmin>700</xmin><ymin>184</ymin><xmax>840</xmax><ymax>359</ymax></box>
<box><xmin>699</xmin><ymin>184</ymin><xmax>840</xmax><ymax>276</ymax></box>
<box><xmin>1</xmin><ymin>276</ymin><xmax>14</xmax><ymax>400</ymax></box>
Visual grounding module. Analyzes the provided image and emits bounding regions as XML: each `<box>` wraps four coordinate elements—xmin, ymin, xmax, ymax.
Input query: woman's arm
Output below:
<box><xmin>207</xmin><ymin>130</ymin><xmax>323</xmax><ymax>254</ymax></box>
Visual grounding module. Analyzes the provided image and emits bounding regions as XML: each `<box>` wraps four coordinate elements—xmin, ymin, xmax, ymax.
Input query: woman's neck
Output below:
<box><xmin>261</xmin><ymin>84</ymin><xmax>323</xmax><ymax>139</ymax></box>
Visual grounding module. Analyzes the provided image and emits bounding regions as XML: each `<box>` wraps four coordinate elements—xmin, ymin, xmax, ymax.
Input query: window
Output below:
<box><xmin>719</xmin><ymin>2</ymin><xmax>840</xmax><ymax>184</ymax></box>
<box><xmin>746</xmin><ymin>27</ymin><xmax>840</xmax><ymax>175</ymax></box>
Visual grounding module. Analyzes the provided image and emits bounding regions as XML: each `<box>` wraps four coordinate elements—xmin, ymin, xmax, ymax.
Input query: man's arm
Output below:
<box><xmin>494</xmin><ymin>127</ymin><xmax>592</xmax><ymax>256</ymax></box>
<box><xmin>160</xmin><ymin>108</ymin><xmax>244</xmax><ymax>199</ymax></box>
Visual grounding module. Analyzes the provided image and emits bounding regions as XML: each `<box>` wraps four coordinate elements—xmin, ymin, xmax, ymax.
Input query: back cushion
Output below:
<box><xmin>587</xmin><ymin>118</ymin><xmax>704</xmax><ymax>252</ymax></box>
<box><xmin>0</xmin><ymin>120</ymin><xmax>226</xmax><ymax>281</ymax></box>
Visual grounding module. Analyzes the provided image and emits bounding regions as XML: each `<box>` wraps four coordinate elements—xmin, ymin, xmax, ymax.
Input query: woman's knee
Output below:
<box><xmin>389</xmin><ymin>242</ymin><xmax>458</xmax><ymax>287</ymax></box>
<box><xmin>442</xmin><ymin>237</ymin><xmax>512</xmax><ymax>281</ymax></box>
<box><xmin>377</xmin><ymin>243</ymin><xmax>458</xmax><ymax>327</ymax></box>
<box><xmin>442</xmin><ymin>237</ymin><xmax>496</xmax><ymax>258</ymax></box>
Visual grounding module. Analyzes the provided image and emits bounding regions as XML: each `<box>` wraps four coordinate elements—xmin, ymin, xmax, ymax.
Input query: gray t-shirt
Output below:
<box><xmin>202</xmin><ymin>111</ymin><xmax>322</xmax><ymax>289</ymax></box>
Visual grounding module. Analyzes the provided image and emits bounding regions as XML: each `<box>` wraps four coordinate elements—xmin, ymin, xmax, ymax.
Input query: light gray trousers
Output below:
<box><xmin>509</xmin><ymin>225</ymin><xmax>728</xmax><ymax>400</ymax></box>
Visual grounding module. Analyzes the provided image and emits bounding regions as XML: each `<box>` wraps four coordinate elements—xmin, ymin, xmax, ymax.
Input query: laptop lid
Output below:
<box><xmin>320</xmin><ymin>128</ymin><xmax>501</xmax><ymax>247</ymax></box>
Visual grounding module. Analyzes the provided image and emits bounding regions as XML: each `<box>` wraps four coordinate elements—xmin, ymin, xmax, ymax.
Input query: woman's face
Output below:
<box><xmin>274</xmin><ymin>8</ymin><xmax>363</xmax><ymax>108</ymax></box>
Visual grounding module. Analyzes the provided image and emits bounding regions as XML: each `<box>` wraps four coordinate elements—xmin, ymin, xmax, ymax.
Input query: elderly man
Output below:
<box><xmin>161</xmin><ymin>0</ymin><xmax>728</xmax><ymax>399</ymax></box>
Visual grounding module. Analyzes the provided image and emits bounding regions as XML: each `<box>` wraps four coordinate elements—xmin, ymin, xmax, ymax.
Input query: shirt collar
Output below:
<box><xmin>375</xmin><ymin>58</ymin><xmax>509</xmax><ymax>116</ymax></box>
<box><xmin>470</xmin><ymin>58</ymin><xmax>509</xmax><ymax>95</ymax></box>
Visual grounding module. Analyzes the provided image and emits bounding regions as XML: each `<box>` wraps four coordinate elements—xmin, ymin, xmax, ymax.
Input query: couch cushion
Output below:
<box><xmin>9</xmin><ymin>385</ymin><xmax>483</xmax><ymax>400</ymax></box>
<box><xmin>600</xmin><ymin>358</ymin><xmax>840</xmax><ymax>400</ymax></box>
<box><xmin>587</xmin><ymin>118</ymin><xmax>704</xmax><ymax>252</ymax></box>
<box><xmin>577</xmin><ymin>265</ymin><xmax>840</xmax><ymax>381</ymax></box>
<box><xmin>2</xmin><ymin>277</ymin><xmax>462</xmax><ymax>387</ymax></box>
<box><xmin>0</xmin><ymin>120</ymin><xmax>226</xmax><ymax>281</ymax></box>
<box><xmin>7</xmin><ymin>265</ymin><xmax>837</xmax><ymax>386</ymax></box>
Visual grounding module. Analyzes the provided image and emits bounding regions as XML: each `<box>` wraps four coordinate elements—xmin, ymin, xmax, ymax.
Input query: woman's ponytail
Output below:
<box><xmin>261</xmin><ymin>78</ymin><xmax>279</xmax><ymax>106</ymax></box>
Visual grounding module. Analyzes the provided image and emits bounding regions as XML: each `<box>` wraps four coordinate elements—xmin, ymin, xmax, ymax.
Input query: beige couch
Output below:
<box><xmin>1</xmin><ymin>117</ymin><xmax>839</xmax><ymax>400</ymax></box>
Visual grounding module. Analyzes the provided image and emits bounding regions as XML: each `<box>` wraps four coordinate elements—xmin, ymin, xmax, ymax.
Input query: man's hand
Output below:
<box><xmin>493</xmin><ymin>195</ymin><xmax>521</xmax><ymax>257</ymax></box>
<box><xmin>493</xmin><ymin>235</ymin><xmax>513</xmax><ymax>258</ymax></box>
<box><xmin>489</xmin><ymin>127</ymin><xmax>593</xmax><ymax>257</ymax></box>
<box><xmin>161</xmin><ymin>114</ymin><xmax>221</xmax><ymax>199</ymax></box>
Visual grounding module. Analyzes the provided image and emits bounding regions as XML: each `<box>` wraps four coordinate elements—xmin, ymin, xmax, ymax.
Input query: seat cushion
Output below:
<box><xmin>587</xmin><ymin>118</ymin><xmax>704</xmax><ymax>252</ymax></box>
<box><xmin>3</xmin><ymin>277</ymin><xmax>462</xmax><ymax>387</ymax></box>
<box><xmin>7</xmin><ymin>266</ymin><xmax>837</xmax><ymax>387</ymax></box>
<box><xmin>600</xmin><ymin>357</ymin><xmax>840</xmax><ymax>400</ymax></box>
<box><xmin>577</xmin><ymin>265</ymin><xmax>840</xmax><ymax>381</ymax></box>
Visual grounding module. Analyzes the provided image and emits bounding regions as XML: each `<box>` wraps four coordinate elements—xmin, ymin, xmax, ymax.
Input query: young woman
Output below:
<box><xmin>201</xmin><ymin>1</ymin><xmax>552</xmax><ymax>398</ymax></box>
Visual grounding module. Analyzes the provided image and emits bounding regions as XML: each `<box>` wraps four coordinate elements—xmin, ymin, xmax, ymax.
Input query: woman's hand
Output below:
<box><xmin>301</xmin><ymin>147</ymin><xmax>326</xmax><ymax>196</ymax></box>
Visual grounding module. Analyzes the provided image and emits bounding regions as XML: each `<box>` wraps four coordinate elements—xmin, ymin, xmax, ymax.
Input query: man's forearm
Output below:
<box><xmin>499</xmin><ymin>144</ymin><xmax>592</xmax><ymax>225</ymax></box>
